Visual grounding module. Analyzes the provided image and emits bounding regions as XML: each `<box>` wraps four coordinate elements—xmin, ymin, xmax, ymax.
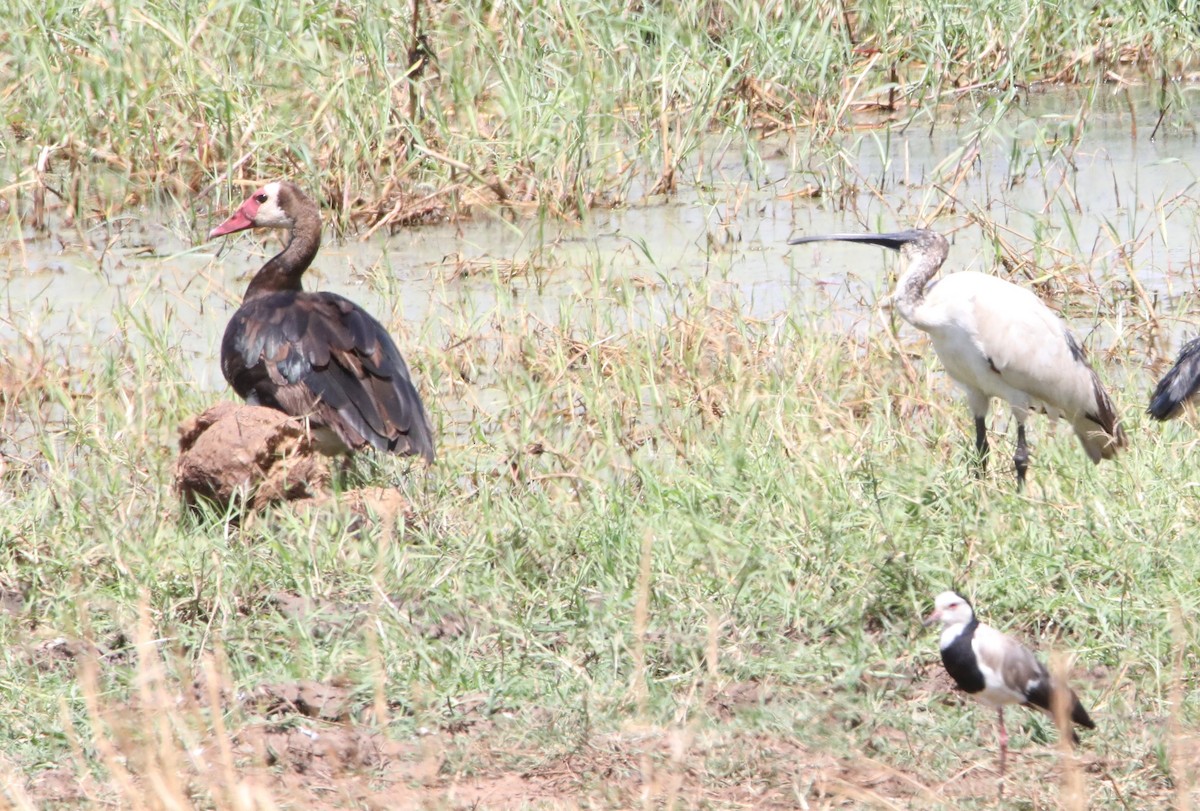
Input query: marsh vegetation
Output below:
<box><xmin>3</xmin><ymin>1</ymin><xmax>1200</xmax><ymax>807</ymax></box>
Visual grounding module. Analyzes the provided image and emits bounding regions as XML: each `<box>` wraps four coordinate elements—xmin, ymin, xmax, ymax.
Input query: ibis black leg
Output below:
<box><xmin>1013</xmin><ymin>424</ymin><xmax>1029</xmax><ymax>488</ymax></box>
<box><xmin>974</xmin><ymin>416</ymin><xmax>989</xmax><ymax>476</ymax></box>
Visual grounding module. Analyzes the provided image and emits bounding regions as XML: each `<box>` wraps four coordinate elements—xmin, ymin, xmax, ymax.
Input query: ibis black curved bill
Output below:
<box><xmin>788</xmin><ymin>229</ymin><xmax>932</xmax><ymax>251</ymax></box>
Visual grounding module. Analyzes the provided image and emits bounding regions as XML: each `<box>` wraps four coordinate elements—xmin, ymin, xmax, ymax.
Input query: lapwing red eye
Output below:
<box><xmin>255</xmin><ymin>193</ymin><xmax>268</xmax><ymax>203</ymax></box>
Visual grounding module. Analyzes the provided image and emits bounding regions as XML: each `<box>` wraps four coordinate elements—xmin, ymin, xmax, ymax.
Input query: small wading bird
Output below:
<box><xmin>924</xmin><ymin>591</ymin><xmax>1095</xmax><ymax>778</ymax></box>
<box><xmin>1148</xmin><ymin>337</ymin><xmax>1200</xmax><ymax>420</ymax></box>
<box><xmin>788</xmin><ymin>229</ymin><xmax>1126</xmax><ymax>486</ymax></box>
<box><xmin>208</xmin><ymin>181</ymin><xmax>435</xmax><ymax>462</ymax></box>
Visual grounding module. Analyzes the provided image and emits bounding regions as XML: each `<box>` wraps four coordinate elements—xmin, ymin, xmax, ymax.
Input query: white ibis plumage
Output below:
<box><xmin>208</xmin><ymin>181</ymin><xmax>435</xmax><ymax>461</ymax></box>
<box><xmin>789</xmin><ymin>229</ymin><xmax>1126</xmax><ymax>486</ymax></box>
<box><xmin>924</xmin><ymin>590</ymin><xmax>1095</xmax><ymax>778</ymax></box>
<box><xmin>1148</xmin><ymin>337</ymin><xmax>1200</xmax><ymax>420</ymax></box>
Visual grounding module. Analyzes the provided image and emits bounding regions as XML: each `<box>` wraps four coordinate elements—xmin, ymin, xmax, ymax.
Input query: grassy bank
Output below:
<box><xmin>1</xmin><ymin>261</ymin><xmax>1199</xmax><ymax>806</ymax></box>
<box><xmin>5</xmin><ymin>1</ymin><xmax>1200</xmax><ymax>806</ymax></box>
<box><xmin>2</xmin><ymin>0</ymin><xmax>1198</xmax><ymax>227</ymax></box>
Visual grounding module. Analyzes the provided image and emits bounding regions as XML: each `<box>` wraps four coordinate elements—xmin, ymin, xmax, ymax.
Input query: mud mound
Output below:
<box><xmin>174</xmin><ymin>402</ymin><xmax>330</xmax><ymax>511</ymax></box>
<box><xmin>245</xmin><ymin>680</ymin><xmax>352</xmax><ymax>722</ymax></box>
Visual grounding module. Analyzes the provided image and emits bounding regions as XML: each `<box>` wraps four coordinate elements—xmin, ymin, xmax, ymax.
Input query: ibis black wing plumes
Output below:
<box><xmin>222</xmin><ymin>292</ymin><xmax>435</xmax><ymax>461</ymax></box>
<box><xmin>1149</xmin><ymin>337</ymin><xmax>1200</xmax><ymax>421</ymax></box>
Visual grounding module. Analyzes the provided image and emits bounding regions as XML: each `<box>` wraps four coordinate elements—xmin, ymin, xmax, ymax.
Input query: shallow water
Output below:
<box><xmin>3</xmin><ymin>87</ymin><xmax>1200</xmax><ymax>400</ymax></box>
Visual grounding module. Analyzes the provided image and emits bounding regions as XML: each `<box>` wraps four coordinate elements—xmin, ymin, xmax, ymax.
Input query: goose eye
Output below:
<box><xmin>255</xmin><ymin>193</ymin><xmax>268</xmax><ymax>203</ymax></box>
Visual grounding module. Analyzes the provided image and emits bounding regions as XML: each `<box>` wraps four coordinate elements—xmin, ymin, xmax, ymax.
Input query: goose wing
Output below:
<box><xmin>222</xmin><ymin>291</ymin><xmax>435</xmax><ymax>461</ymax></box>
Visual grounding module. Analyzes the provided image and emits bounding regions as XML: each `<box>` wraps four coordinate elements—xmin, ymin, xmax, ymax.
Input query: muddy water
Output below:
<box><xmin>3</xmin><ymin>87</ymin><xmax>1199</xmax><ymax>403</ymax></box>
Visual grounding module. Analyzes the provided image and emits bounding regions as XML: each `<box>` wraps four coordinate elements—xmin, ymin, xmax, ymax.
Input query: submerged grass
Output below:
<box><xmin>3</xmin><ymin>251</ymin><xmax>1200</xmax><ymax>805</ymax></box>
<box><xmin>3</xmin><ymin>0</ymin><xmax>1199</xmax><ymax>227</ymax></box>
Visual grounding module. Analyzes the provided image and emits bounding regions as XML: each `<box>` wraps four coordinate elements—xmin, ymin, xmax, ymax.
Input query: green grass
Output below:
<box><xmin>2</xmin><ymin>258</ymin><xmax>1200</xmax><ymax>805</ymax></box>
<box><xmin>2</xmin><ymin>0</ymin><xmax>1198</xmax><ymax>227</ymax></box>
<box><xmin>4</xmin><ymin>2</ymin><xmax>1200</xmax><ymax>806</ymax></box>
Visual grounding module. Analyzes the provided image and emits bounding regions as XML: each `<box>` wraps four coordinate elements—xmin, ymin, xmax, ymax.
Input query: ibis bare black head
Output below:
<box><xmin>788</xmin><ymin>228</ymin><xmax>939</xmax><ymax>253</ymax></box>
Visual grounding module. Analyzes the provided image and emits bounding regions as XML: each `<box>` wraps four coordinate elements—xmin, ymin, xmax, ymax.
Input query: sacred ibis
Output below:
<box><xmin>789</xmin><ymin>229</ymin><xmax>1126</xmax><ymax>486</ymax></box>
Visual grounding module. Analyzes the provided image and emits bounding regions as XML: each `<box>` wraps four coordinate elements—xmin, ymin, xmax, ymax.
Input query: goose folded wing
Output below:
<box><xmin>226</xmin><ymin>294</ymin><xmax>434</xmax><ymax>459</ymax></box>
<box><xmin>298</xmin><ymin>295</ymin><xmax>434</xmax><ymax>458</ymax></box>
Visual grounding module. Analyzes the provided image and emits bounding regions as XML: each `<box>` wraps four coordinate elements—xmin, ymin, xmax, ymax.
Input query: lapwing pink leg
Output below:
<box><xmin>997</xmin><ymin>707</ymin><xmax>1008</xmax><ymax>778</ymax></box>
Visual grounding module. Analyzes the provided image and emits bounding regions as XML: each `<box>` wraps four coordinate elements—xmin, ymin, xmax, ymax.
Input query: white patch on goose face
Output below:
<box><xmin>252</xmin><ymin>181</ymin><xmax>292</xmax><ymax>229</ymax></box>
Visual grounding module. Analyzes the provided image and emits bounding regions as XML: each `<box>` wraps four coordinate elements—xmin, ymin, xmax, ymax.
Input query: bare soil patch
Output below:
<box><xmin>16</xmin><ymin>674</ymin><xmax>1162</xmax><ymax>810</ymax></box>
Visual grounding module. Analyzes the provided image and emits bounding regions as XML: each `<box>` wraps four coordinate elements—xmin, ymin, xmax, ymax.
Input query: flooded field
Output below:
<box><xmin>6</xmin><ymin>91</ymin><xmax>1200</xmax><ymax>387</ymax></box>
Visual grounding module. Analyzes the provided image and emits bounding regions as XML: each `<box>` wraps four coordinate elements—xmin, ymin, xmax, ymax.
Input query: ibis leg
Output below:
<box><xmin>1013</xmin><ymin>424</ymin><xmax>1029</xmax><ymax>488</ymax></box>
<box><xmin>974</xmin><ymin>416</ymin><xmax>989</xmax><ymax>475</ymax></box>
